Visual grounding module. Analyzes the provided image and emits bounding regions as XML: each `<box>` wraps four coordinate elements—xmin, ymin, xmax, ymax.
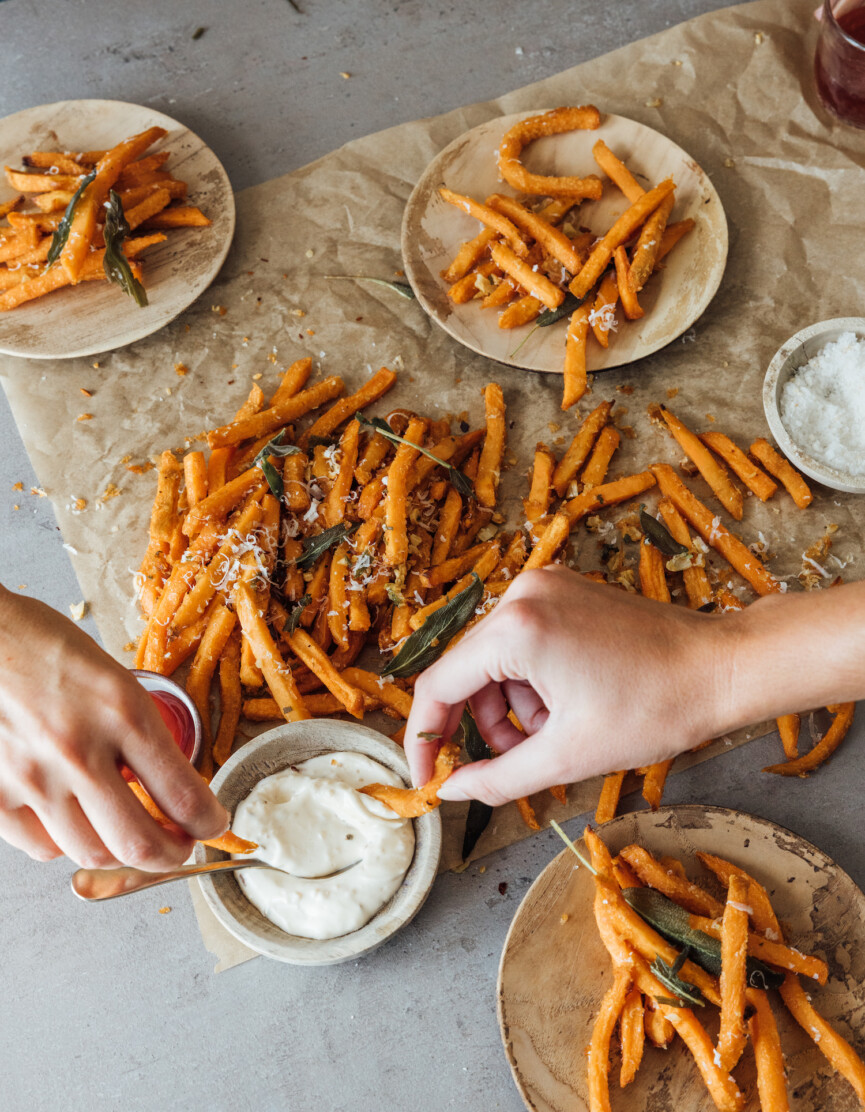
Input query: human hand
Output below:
<box><xmin>404</xmin><ymin>566</ymin><xmax>735</xmax><ymax>805</ymax></box>
<box><xmin>0</xmin><ymin>586</ymin><xmax>228</xmax><ymax>869</ymax></box>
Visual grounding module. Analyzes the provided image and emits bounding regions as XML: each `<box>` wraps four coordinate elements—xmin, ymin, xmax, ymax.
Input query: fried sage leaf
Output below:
<box><xmin>382</xmin><ymin>573</ymin><xmax>483</xmax><ymax>678</ymax></box>
<box><xmin>297</xmin><ymin>521</ymin><xmax>359</xmax><ymax>569</ymax></box>
<box><xmin>253</xmin><ymin>431</ymin><xmax>301</xmax><ymax>498</ymax></box>
<box><xmin>639</xmin><ymin>505</ymin><xmax>688</xmax><ymax>558</ymax></box>
<box><xmin>624</xmin><ymin>886</ymin><xmax>783</xmax><ymax>990</ymax></box>
<box><xmin>536</xmin><ymin>291</ymin><xmax>584</xmax><ymax>327</ymax></box>
<box><xmin>324</xmin><ymin>274</ymin><xmax>415</xmax><ymax>300</ymax></box>
<box><xmin>283</xmin><ymin>594</ymin><xmax>311</xmax><ymax>635</ymax></box>
<box><xmin>461</xmin><ymin>709</ymin><xmax>495</xmax><ymax>860</ymax></box>
<box><xmin>102</xmin><ymin>190</ymin><xmax>148</xmax><ymax>306</ymax></box>
<box><xmin>650</xmin><ymin>947</ymin><xmax>707</xmax><ymax>1009</ymax></box>
<box><xmin>355</xmin><ymin>412</ymin><xmax>474</xmax><ymax>500</ymax></box>
<box><xmin>46</xmin><ymin>169</ymin><xmax>96</xmax><ymax>267</ymax></box>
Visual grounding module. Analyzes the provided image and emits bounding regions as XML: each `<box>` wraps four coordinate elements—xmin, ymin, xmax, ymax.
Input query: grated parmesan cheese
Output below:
<box><xmin>779</xmin><ymin>332</ymin><xmax>865</xmax><ymax>476</ymax></box>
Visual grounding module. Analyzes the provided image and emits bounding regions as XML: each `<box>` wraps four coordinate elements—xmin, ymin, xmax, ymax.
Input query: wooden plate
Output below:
<box><xmin>497</xmin><ymin>805</ymin><xmax>865</xmax><ymax>1112</ymax></box>
<box><xmin>401</xmin><ymin>111</ymin><xmax>727</xmax><ymax>374</ymax></box>
<box><xmin>0</xmin><ymin>99</ymin><xmax>235</xmax><ymax>360</ymax></box>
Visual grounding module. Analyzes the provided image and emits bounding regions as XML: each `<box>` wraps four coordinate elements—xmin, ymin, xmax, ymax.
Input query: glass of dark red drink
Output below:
<box><xmin>125</xmin><ymin>670</ymin><xmax>202</xmax><ymax>782</ymax></box>
<box><xmin>815</xmin><ymin>0</ymin><xmax>865</xmax><ymax>128</ymax></box>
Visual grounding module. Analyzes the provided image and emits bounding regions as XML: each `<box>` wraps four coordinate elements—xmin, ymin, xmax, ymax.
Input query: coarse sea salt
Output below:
<box><xmin>779</xmin><ymin>332</ymin><xmax>865</xmax><ymax>477</ymax></box>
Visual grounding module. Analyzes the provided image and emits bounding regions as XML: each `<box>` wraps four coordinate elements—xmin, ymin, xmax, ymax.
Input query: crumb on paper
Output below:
<box><xmin>754</xmin><ymin>30</ymin><xmax>764</xmax><ymax>44</ymax></box>
<box><xmin>80</xmin><ymin>388</ymin><xmax>92</xmax><ymax>397</ymax></box>
<box><xmin>548</xmin><ymin>421</ymin><xmax>561</xmax><ymax>434</ymax></box>
<box><xmin>174</xmin><ymin>362</ymin><xmax>189</xmax><ymax>377</ymax></box>
<box><xmin>252</xmin><ymin>372</ymin><xmax>263</xmax><ymax>381</ymax></box>
<box><xmin>126</xmin><ymin>461</ymin><xmax>154</xmax><ymax>475</ymax></box>
<box><xmin>645</xmin><ymin>97</ymin><xmax>663</xmax><ymax>108</ymax></box>
<box><xmin>305</xmin><ymin>249</ymin><xmax>314</xmax><ymax>259</ymax></box>
<box><xmin>724</xmin><ymin>157</ymin><xmax>736</xmax><ymax>168</ymax></box>
<box><xmin>560</xmin><ymin>913</ymin><xmax>570</xmax><ymax>924</ymax></box>
<box><xmin>306</xmin><ymin>328</ymin><xmax>316</xmax><ymax>335</ymax></box>
<box><xmin>123</xmin><ymin>641</ymin><xmax>136</xmax><ymax>653</ymax></box>
<box><xmin>12</xmin><ymin>481</ymin><xmax>22</xmax><ymax>491</ymax></box>
<box><xmin>69</xmin><ymin>601</ymin><xmax>86</xmax><ymax>621</ymax></box>
<box><xmin>211</xmin><ymin>305</ymin><xmax>227</xmax><ymax>316</ymax></box>
<box><xmin>616</xmin><ymin>384</ymin><xmax>634</xmax><ymax>395</ymax></box>
<box><xmin>158</xmin><ymin>906</ymin><xmax>171</xmax><ymax>915</ymax></box>
<box><xmin>92</xmin><ymin>361</ymin><xmax>100</xmax><ymax>369</ymax></box>
<box><xmin>478</xmin><ymin>865</ymin><xmax>486</xmax><ymax>874</ymax></box>
<box><xmin>30</xmin><ymin>486</ymin><xmax>47</xmax><ymax>497</ymax></box>
<box><xmin>101</xmin><ymin>483</ymin><xmax>122</xmax><ymax>502</ymax></box>
<box><xmin>672</xmin><ymin>58</ymin><xmax>683</xmax><ymax>66</ymax></box>
<box><xmin>666</xmin><ymin>387</ymin><xmax>679</xmax><ymax>399</ymax></box>
<box><xmin>291</xmin><ymin>308</ymin><xmax>306</xmax><ymax>317</ymax></box>
<box><xmin>340</xmin><ymin>71</ymin><xmax>351</xmax><ymax>79</ymax></box>
<box><xmin>73</xmin><ymin>497</ymin><xmax>87</xmax><ymax>512</ymax></box>
<box><xmin>77</xmin><ymin>413</ymin><xmax>93</xmax><ymax>422</ymax></box>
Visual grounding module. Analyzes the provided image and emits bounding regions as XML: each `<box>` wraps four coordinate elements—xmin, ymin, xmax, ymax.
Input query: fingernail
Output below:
<box><xmin>436</xmin><ymin>783</ymin><xmax>470</xmax><ymax>802</ymax></box>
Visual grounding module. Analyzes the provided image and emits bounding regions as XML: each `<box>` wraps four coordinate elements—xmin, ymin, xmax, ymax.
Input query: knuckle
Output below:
<box><xmin>161</xmin><ymin>782</ymin><xmax>210</xmax><ymax>827</ymax></box>
<box><xmin>120</xmin><ymin>835</ymin><xmax>175</xmax><ymax>871</ymax></box>
<box><xmin>501</xmin><ymin>597</ymin><xmax>544</xmax><ymax>643</ymax></box>
<box><xmin>78</xmin><ymin>846</ymin><xmax>117</xmax><ymax>870</ymax></box>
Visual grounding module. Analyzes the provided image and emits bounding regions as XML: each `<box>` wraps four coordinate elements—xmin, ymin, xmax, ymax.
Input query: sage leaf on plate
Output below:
<box><xmin>253</xmin><ymin>430</ymin><xmax>302</xmax><ymax>498</ymax></box>
<box><xmin>355</xmin><ymin>412</ymin><xmax>474</xmax><ymax>500</ymax></box>
<box><xmin>46</xmin><ymin>169</ymin><xmax>96</xmax><ymax>267</ymax></box>
<box><xmin>102</xmin><ymin>190</ymin><xmax>148</xmax><ymax>306</ymax></box>
<box><xmin>461</xmin><ymin>708</ymin><xmax>495</xmax><ymax>860</ymax></box>
<box><xmin>382</xmin><ymin>572</ymin><xmax>483</xmax><ymax>678</ymax></box>
<box><xmin>324</xmin><ymin>274</ymin><xmax>416</xmax><ymax>300</ymax></box>
<box><xmin>639</xmin><ymin>505</ymin><xmax>688</xmax><ymax>558</ymax></box>
<box><xmin>537</xmin><ymin>291</ymin><xmax>584</xmax><ymax>327</ymax></box>
<box><xmin>297</xmin><ymin>521</ymin><xmax>359</xmax><ymax>569</ymax></box>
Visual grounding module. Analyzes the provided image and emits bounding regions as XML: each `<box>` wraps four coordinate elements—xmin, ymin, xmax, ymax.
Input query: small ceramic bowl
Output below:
<box><xmin>763</xmin><ymin>317</ymin><xmax>865</xmax><ymax>495</ymax></box>
<box><xmin>193</xmin><ymin>719</ymin><xmax>442</xmax><ymax>965</ymax></box>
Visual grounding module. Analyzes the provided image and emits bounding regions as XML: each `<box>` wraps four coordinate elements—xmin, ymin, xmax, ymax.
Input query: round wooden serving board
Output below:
<box><xmin>402</xmin><ymin>110</ymin><xmax>727</xmax><ymax>375</ymax></box>
<box><xmin>0</xmin><ymin>99</ymin><xmax>235</xmax><ymax>360</ymax></box>
<box><xmin>497</xmin><ymin>805</ymin><xmax>865</xmax><ymax>1112</ymax></box>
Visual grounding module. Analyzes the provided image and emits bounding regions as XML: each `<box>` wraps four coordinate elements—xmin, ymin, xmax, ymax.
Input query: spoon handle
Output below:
<box><xmin>71</xmin><ymin>858</ymin><xmax>272</xmax><ymax>902</ymax></box>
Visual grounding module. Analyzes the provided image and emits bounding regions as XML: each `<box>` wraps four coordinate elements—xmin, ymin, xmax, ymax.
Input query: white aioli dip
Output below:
<box><xmin>232</xmin><ymin>752</ymin><xmax>415</xmax><ymax>940</ymax></box>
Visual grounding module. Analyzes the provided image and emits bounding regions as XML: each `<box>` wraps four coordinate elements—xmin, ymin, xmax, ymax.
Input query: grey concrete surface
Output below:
<box><xmin>0</xmin><ymin>2</ymin><xmax>862</xmax><ymax>1111</ymax></box>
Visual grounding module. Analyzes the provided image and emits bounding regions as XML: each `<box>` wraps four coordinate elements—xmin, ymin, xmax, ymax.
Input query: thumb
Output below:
<box><xmin>436</xmin><ymin>726</ymin><xmax>565</xmax><ymax>807</ymax></box>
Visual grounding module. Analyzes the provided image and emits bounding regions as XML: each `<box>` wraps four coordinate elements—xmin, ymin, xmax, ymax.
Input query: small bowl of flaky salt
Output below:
<box><xmin>763</xmin><ymin>318</ymin><xmax>865</xmax><ymax>495</ymax></box>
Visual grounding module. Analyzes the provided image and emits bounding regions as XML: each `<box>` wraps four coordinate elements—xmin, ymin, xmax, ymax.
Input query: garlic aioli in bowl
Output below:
<box><xmin>231</xmin><ymin>752</ymin><xmax>415</xmax><ymax>940</ymax></box>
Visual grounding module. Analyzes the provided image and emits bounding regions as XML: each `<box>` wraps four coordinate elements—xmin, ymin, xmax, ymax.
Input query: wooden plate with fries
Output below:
<box><xmin>498</xmin><ymin>806</ymin><xmax>865</xmax><ymax>1112</ymax></box>
<box><xmin>402</xmin><ymin>111</ymin><xmax>727</xmax><ymax>375</ymax></box>
<box><xmin>0</xmin><ymin>98</ymin><xmax>235</xmax><ymax>360</ymax></box>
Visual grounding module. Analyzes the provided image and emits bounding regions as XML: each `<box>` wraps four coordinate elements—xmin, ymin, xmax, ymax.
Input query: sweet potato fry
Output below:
<box><xmin>629</xmin><ymin>191</ymin><xmax>674</xmax><ymax>291</ymax></box>
<box><xmin>563</xmin><ymin>471</ymin><xmax>656</xmax><ymax>527</ymax></box>
<box><xmin>212</xmin><ymin>628</ymin><xmax>242</xmax><ymax>768</ymax></box>
<box><xmin>749</xmin><ymin>438</ymin><xmax>812</xmax><ymax>508</ymax></box>
<box><xmin>149</xmin><ymin>451</ymin><xmax>183</xmax><ymax>548</ymax></box>
<box><xmin>285</xmin><ymin>628</ymin><xmax>364</xmax><ymax>718</ymax></box>
<box><xmin>182</xmin><ymin>451</ymin><xmax>208</xmax><ymax>509</ymax></box>
<box><xmin>717</xmin><ymin>874</ymin><xmax>750</xmax><ymax>1072</ymax></box>
<box><xmin>523</xmin><ymin>512</ymin><xmax>569</xmax><ymax>571</ymax></box>
<box><xmin>595</xmin><ymin>771</ymin><xmax>626</xmax><ymax>825</ymax></box>
<box><xmin>588</xmin><ymin>965</ymin><xmax>632</xmax><ymax>1111</ymax></box>
<box><xmin>207</xmin><ymin>376</ymin><xmax>344</xmax><ymax>449</ymax></box>
<box><xmin>553</xmin><ymin>401</ymin><xmax>612</xmax><ymax>496</ymax></box>
<box><xmin>619</xmin><ymin>844</ymin><xmax>724</xmax><ymax>917</ymax></box>
<box><xmin>128</xmin><ymin>780</ymin><xmax>256</xmax><ymax>854</ymax></box>
<box><xmin>438</xmin><ymin>187</ymin><xmax>528</xmax><ymax>256</ymax></box>
<box><xmin>689</xmin><ymin>914</ymin><xmax>828</xmax><ymax>983</ymax></box>
<box><xmin>489</xmin><ymin>242</ymin><xmax>563</xmax><ymax>310</ymax></box>
<box><xmin>497</xmin><ymin>294</ymin><xmax>543</xmax><ymax>329</ymax></box>
<box><xmin>235</xmin><ymin>582</ymin><xmax>310</xmax><ymax>722</ymax></box>
<box><xmin>360</xmin><ymin>739</ymin><xmax>460</xmax><ymax>816</ymax></box>
<box><xmin>441</xmin><ymin>226</ymin><xmax>498</xmax><ymax>283</ymax></box>
<box><xmin>516</xmin><ymin>796</ymin><xmax>540</xmax><ymax>831</ymax></box>
<box><xmin>569</xmin><ymin>179</ymin><xmax>676</xmax><ymax>299</ymax></box>
<box><xmin>182</xmin><ymin>468</ymin><xmax>266</xmax><ymax>536</ymax></box>
<box><xmin>581</xmin><ymin>426</ymin><xmax>620</xmax><ymax>490</ymax></box>
<box><xmin>186</xmin><ymin>601</ymin><xmax>238</xmax><ymax>779</ymax></box>
<box><xmin>486</xmin><ymin>193</ymin><xmax>584</xmax><ymax>274</ymax></box>
<box><xmin>613</xmin><ymin>245</ymin><xmax>643</xmax><ymax>321</ymax></box>
<box><xmin>476</xmin><ymin>383</ymin><xmax>506</xmax><ymax>508</ymax></box>
<box><xmin>619</xmin><ymin>986</ymin><xmax>645</xmax><ymax>1087</ymax></box>
<box><xmin>498</xmin><ymin>106</ymin><xmax>603</xmax><ymax>198</ymax></box>
<box><xmin>661</xmin><ymin>408</ymin><xmax>743</xmax><ymax>520</ymax></box>
<box><xmin>699</xmin><ymin>430</ymin><xmax>778</xmax><ymax>502</ymax></box>
<box><xmin>562</xmin><ymin>301</ymin><xmax>592</xmax><ymax>409</ymax></box>
<box><xmin>651</xmin><ymin>464</ymin><xmax>780</xmax><ymax>596</ymax></box>
<box><xmin>140</xmin><ymin>204</ymin><xmax>211</xmax><ymax>228</ymax></box>
<box><xmin>384</xmin><ymin>415</ymin><xmax>427</xmax><ymax>566</ymax></box>
<box><xmin>763</xmin><ymin>702</ymin><xmax>855</xmax><ymax>776</ymax></box>
<box><xmin>301</xmin><ymin>366</ymin><xmax>397</xmax><ymax>447</ymax></box>
<box><xmin>592</xmin><ymin>139</ymin><xmax>645</xmax><ymax>203</ymax></box>
<box><xmin>523</xmin><ymin>443</ymin><xmax>555</xmax><ymax>523</ymax></box>
<box><xmin>747</xmin><ymin>989</ymin><xmax>790</xmax><ymax>1112</ymax></box>
<box><xmin>776</xmin><ymin>713</ymin><xmax>800</xmax><ymax>760</ymax></box>
<box><xmin>657</xmin><ymin>497</ymin><xmax>714</xmax><ymax>609</ymax></box>
<box><xmin>780</xmin><ymin>973</ymin><xmax>865</xmax><ymax>1104</ymax></box>
<box><xmin>341</xmin><ymin>668</ymin><xmax>413</xmax><ymax>719</ymax></box>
